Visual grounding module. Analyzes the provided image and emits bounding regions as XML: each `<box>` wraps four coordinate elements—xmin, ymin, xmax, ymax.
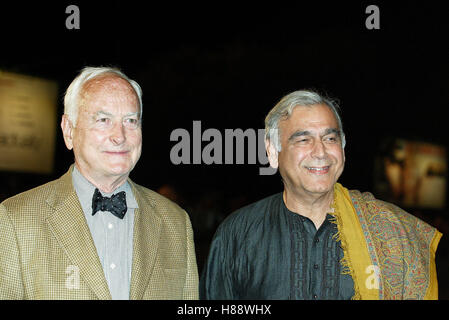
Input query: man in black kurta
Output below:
<box><xmin>200</xmin><ymin>193</ymin><xmax>354</xmax><ymax>299</ymax></box>
<box><xmin>200</xmin><ymin>90</ymin><xmax>353</xmax><ymax>300</ymax></box>
<box><xmin>200</xmin><ymin>90</ymin><xmax>441</xmax><ymax>300</ymax></box>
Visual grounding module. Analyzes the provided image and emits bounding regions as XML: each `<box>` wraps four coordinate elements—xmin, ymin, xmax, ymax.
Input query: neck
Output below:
<box><xmin>74</xmin><ymin>164</ymin><xmax>127</xmax><ymax>194</ymax></box>
<box><xmin>283</xmin><ymin>186</ymin><xmax>335</xmax><ymax>229</ymax></box>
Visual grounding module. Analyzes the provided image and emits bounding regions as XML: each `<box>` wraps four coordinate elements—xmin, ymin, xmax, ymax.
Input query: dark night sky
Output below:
<box><xmin>1</xmin><ymin>0</ymin><xmax>448</xmax><ymax>210</ymax></box>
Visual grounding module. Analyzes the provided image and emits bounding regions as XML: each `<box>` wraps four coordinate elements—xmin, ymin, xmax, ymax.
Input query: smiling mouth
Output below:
<box><xmin>104</xmin><ymin>151</ymin><xmax>129</xmax><ymax>155</ymax></box>
<box><xmin>306</xmin><ymin>166</ymin><xmax>330</xmax><ymax>174</ymax></box>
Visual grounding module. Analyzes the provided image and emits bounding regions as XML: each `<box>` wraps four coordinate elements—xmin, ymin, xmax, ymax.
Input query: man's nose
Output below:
<box><xmin>311</xmin><ymin>140</ymin><xmax>326</xmax><ymax>158</ymax></box>
<box><xmin>110</xmin><ymin>121</ymin><xmax>126</xmax><ymax>145</ymax></box>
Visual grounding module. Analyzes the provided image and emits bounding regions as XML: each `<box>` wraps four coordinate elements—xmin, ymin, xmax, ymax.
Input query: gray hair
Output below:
<box><xmin>63</xmin><ymin>66</ymin><xmax>143</xmax><ymax>126</ymax></box>
<box><xmin>265</xmin><ymin>90</ymin><xmax>346</xmax><ymax>152</ymax></box>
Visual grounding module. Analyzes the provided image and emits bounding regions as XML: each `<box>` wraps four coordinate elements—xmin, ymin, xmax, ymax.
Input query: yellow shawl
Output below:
<box><xmin>332</xmin><ymin>183</ymin><xmax>442</xmax><ymax>300</ymax></box>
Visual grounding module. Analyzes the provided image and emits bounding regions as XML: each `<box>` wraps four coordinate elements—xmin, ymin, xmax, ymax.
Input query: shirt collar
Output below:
<box><xmin>72</xmin><ymin>165</ymin><xmax>138</xmax><ymax>211</ymax></box>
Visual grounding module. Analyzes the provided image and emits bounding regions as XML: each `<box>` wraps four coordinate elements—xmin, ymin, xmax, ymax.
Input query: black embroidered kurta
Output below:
<box><xmin>200</xmin><ymin>193</ymin><xmax>354</xmax><ymax>300</ymax></box>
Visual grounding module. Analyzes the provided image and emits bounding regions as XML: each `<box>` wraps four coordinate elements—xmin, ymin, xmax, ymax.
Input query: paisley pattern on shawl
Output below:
<box><xmin>343</xmin><ymin>186</ymin><xmax>441</xmax><ymax>299</ymax></box>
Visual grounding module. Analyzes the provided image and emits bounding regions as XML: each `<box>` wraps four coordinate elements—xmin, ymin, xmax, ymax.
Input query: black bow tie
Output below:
<box><xmin>92</xmin><ymin>188</ymin><xmax>127</xmax><ymax>219</ymax></box>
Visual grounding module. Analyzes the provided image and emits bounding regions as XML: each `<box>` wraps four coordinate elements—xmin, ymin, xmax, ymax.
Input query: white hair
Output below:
<box><xmin>265</xmin><ymin>90</ymin><xmax>346</xmax><ymax>152</ymax></box>
<box><xmin>63</xmin><ymin>66</ymin><xmax>143</xmax><ymax>126</ymax></box>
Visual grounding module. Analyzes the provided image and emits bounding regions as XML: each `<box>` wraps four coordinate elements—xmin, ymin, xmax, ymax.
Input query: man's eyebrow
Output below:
<box><xmin>93</xmin><ymin>111</ymin><xmax>141</xmax><ymax>117</ymax></box>
<box><xmin>288</xmin><ymin>128</ymin><xmax>341</xmax><ymax>141</ymax></box>
<box><xmin>288</xmin><ymin>130</ymin><xmax>311</xmax><ymax>141</ymax></box>
<box><xmin>94</xmin><ymin>111</ymin><xmax>113</xmax><ymax>117</ymax></box>
<box><xmin>324</xmin><ymin>128</ymin><xmax>341</xmax><ymax>136</ymax></box>
<box><xmin>124</xmin><ymin>112</ymin><xmax>141</xmax><ymax>118</ymax></box>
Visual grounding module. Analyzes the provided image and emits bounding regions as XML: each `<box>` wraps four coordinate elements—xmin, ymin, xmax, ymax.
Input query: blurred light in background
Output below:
<box><xmin>374</xmin><ymin>138</ymin><xmax>447</xmax><ymax>210</ymax></box>
<box><xmin>0</xmin><ymin>70</ymin><xmax>58</xmax><ymax>174</ymax></box>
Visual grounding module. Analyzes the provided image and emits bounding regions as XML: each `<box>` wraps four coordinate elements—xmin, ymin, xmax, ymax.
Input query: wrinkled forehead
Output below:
<box><xmin>80</xmin><ymin>74</ymin><xmax>139</xmax><ymax>107</ymax></box>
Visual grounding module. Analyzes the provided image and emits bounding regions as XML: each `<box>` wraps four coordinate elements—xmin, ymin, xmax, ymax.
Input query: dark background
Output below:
<box><xmin>1</xmin><ymin>1</ymin><xmax>448</xmax><ymax>298</ymax></box>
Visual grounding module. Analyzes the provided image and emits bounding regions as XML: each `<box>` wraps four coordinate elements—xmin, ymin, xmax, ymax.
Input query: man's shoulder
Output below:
<box><xmin>130</xmin><ymin>182</ymin><xmax>187</xmax><ymax>218</ymax></box>
<box><xmin>349</xmin><ymin>188</ymin><xmax>409</xmax><ymax>215</ymax></box>
<box><xmin>0</xmin><ymin>176</ymin><xmax>68</xmax><ymax>227</ymax></box>
<box><xmin>233</xmin><ymin>192</ymin><xmax>282</xmax><ymax>215</ymax></box>
<box><xmin>1</xmin><ymin>177</ymin><xmax>62</xmax><ymax>210</ymax></box>
<box><xmin>347</xmin><ymin>187</ymin><xmax>434</xmax><ymax>231</ymax></box>
<box><xmin>218</xmin><ymin>192</ymin><xmax>282</xmax><ymax>232</ymax></box>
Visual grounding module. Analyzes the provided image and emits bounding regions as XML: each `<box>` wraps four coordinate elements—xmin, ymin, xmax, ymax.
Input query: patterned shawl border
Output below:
<box><xmin>348</xmin><ymin>189</ymin><xmax>439</xmax><ymax>299</ymax></box>
<box><xmin>328</xmin><ymin>201</ymin><xmax>361</xmax><ymax>300</ymax></box>
<box><xmin>348</xmin><ymin>190</ymin><xmax>383</xmax><ymax>299</ymax></box>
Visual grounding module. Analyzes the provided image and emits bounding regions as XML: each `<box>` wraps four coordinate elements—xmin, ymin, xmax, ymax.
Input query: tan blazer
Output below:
<box><xmin>0</xmin><ymin>166</ymin><xmax>198</xmax><ymax>299</ymax></box>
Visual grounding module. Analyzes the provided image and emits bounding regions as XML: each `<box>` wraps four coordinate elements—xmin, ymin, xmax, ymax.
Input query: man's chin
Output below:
<box><xmin>304</xmin><ymin>182</ymin><xmax>335</xmax><ymax>195</ymax></box>
<box><xmin>103</xmin><ymin>165</ymin><xmax>133</xmax><ymax>178</ymax></box>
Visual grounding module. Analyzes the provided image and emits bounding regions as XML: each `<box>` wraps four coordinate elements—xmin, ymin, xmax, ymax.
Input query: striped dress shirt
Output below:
<box><xmin>72</xmin><ymin>166</ymin><xmax>137</xmax><ymax>300</ymax></box>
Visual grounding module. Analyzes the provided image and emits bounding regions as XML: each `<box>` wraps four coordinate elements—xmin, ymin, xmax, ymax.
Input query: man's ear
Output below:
<box><xmin>61</xmin><ymin>115</ymin><xmax>74</xmax><ymax>150</ymax></box>
<box><xmin>265</xmin><ymin>138</ymin><xmax>279</xmax><ymax>169</ymax></box>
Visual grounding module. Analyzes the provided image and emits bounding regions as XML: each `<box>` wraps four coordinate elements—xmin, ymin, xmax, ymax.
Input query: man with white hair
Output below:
<box><xmin>200</xmin><ymin>90</ymin><xmax>442</xmax><ymax>300</ymax></box>
<box><xmin>0</xmin><ymin>66</ymin><xmax>198</xmax><ymax>299</ymax></box>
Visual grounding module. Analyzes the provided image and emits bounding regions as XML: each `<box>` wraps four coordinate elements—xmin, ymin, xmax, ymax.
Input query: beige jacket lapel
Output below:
<box><xmin>129</xmin><ymin>181</ymin><xmax>162</xmax><ymax>300</ymax></box>
<box><xmin>46</xmin><ymin>167</ymin><xmax>112</xmax><ymax>300</ymax></box>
